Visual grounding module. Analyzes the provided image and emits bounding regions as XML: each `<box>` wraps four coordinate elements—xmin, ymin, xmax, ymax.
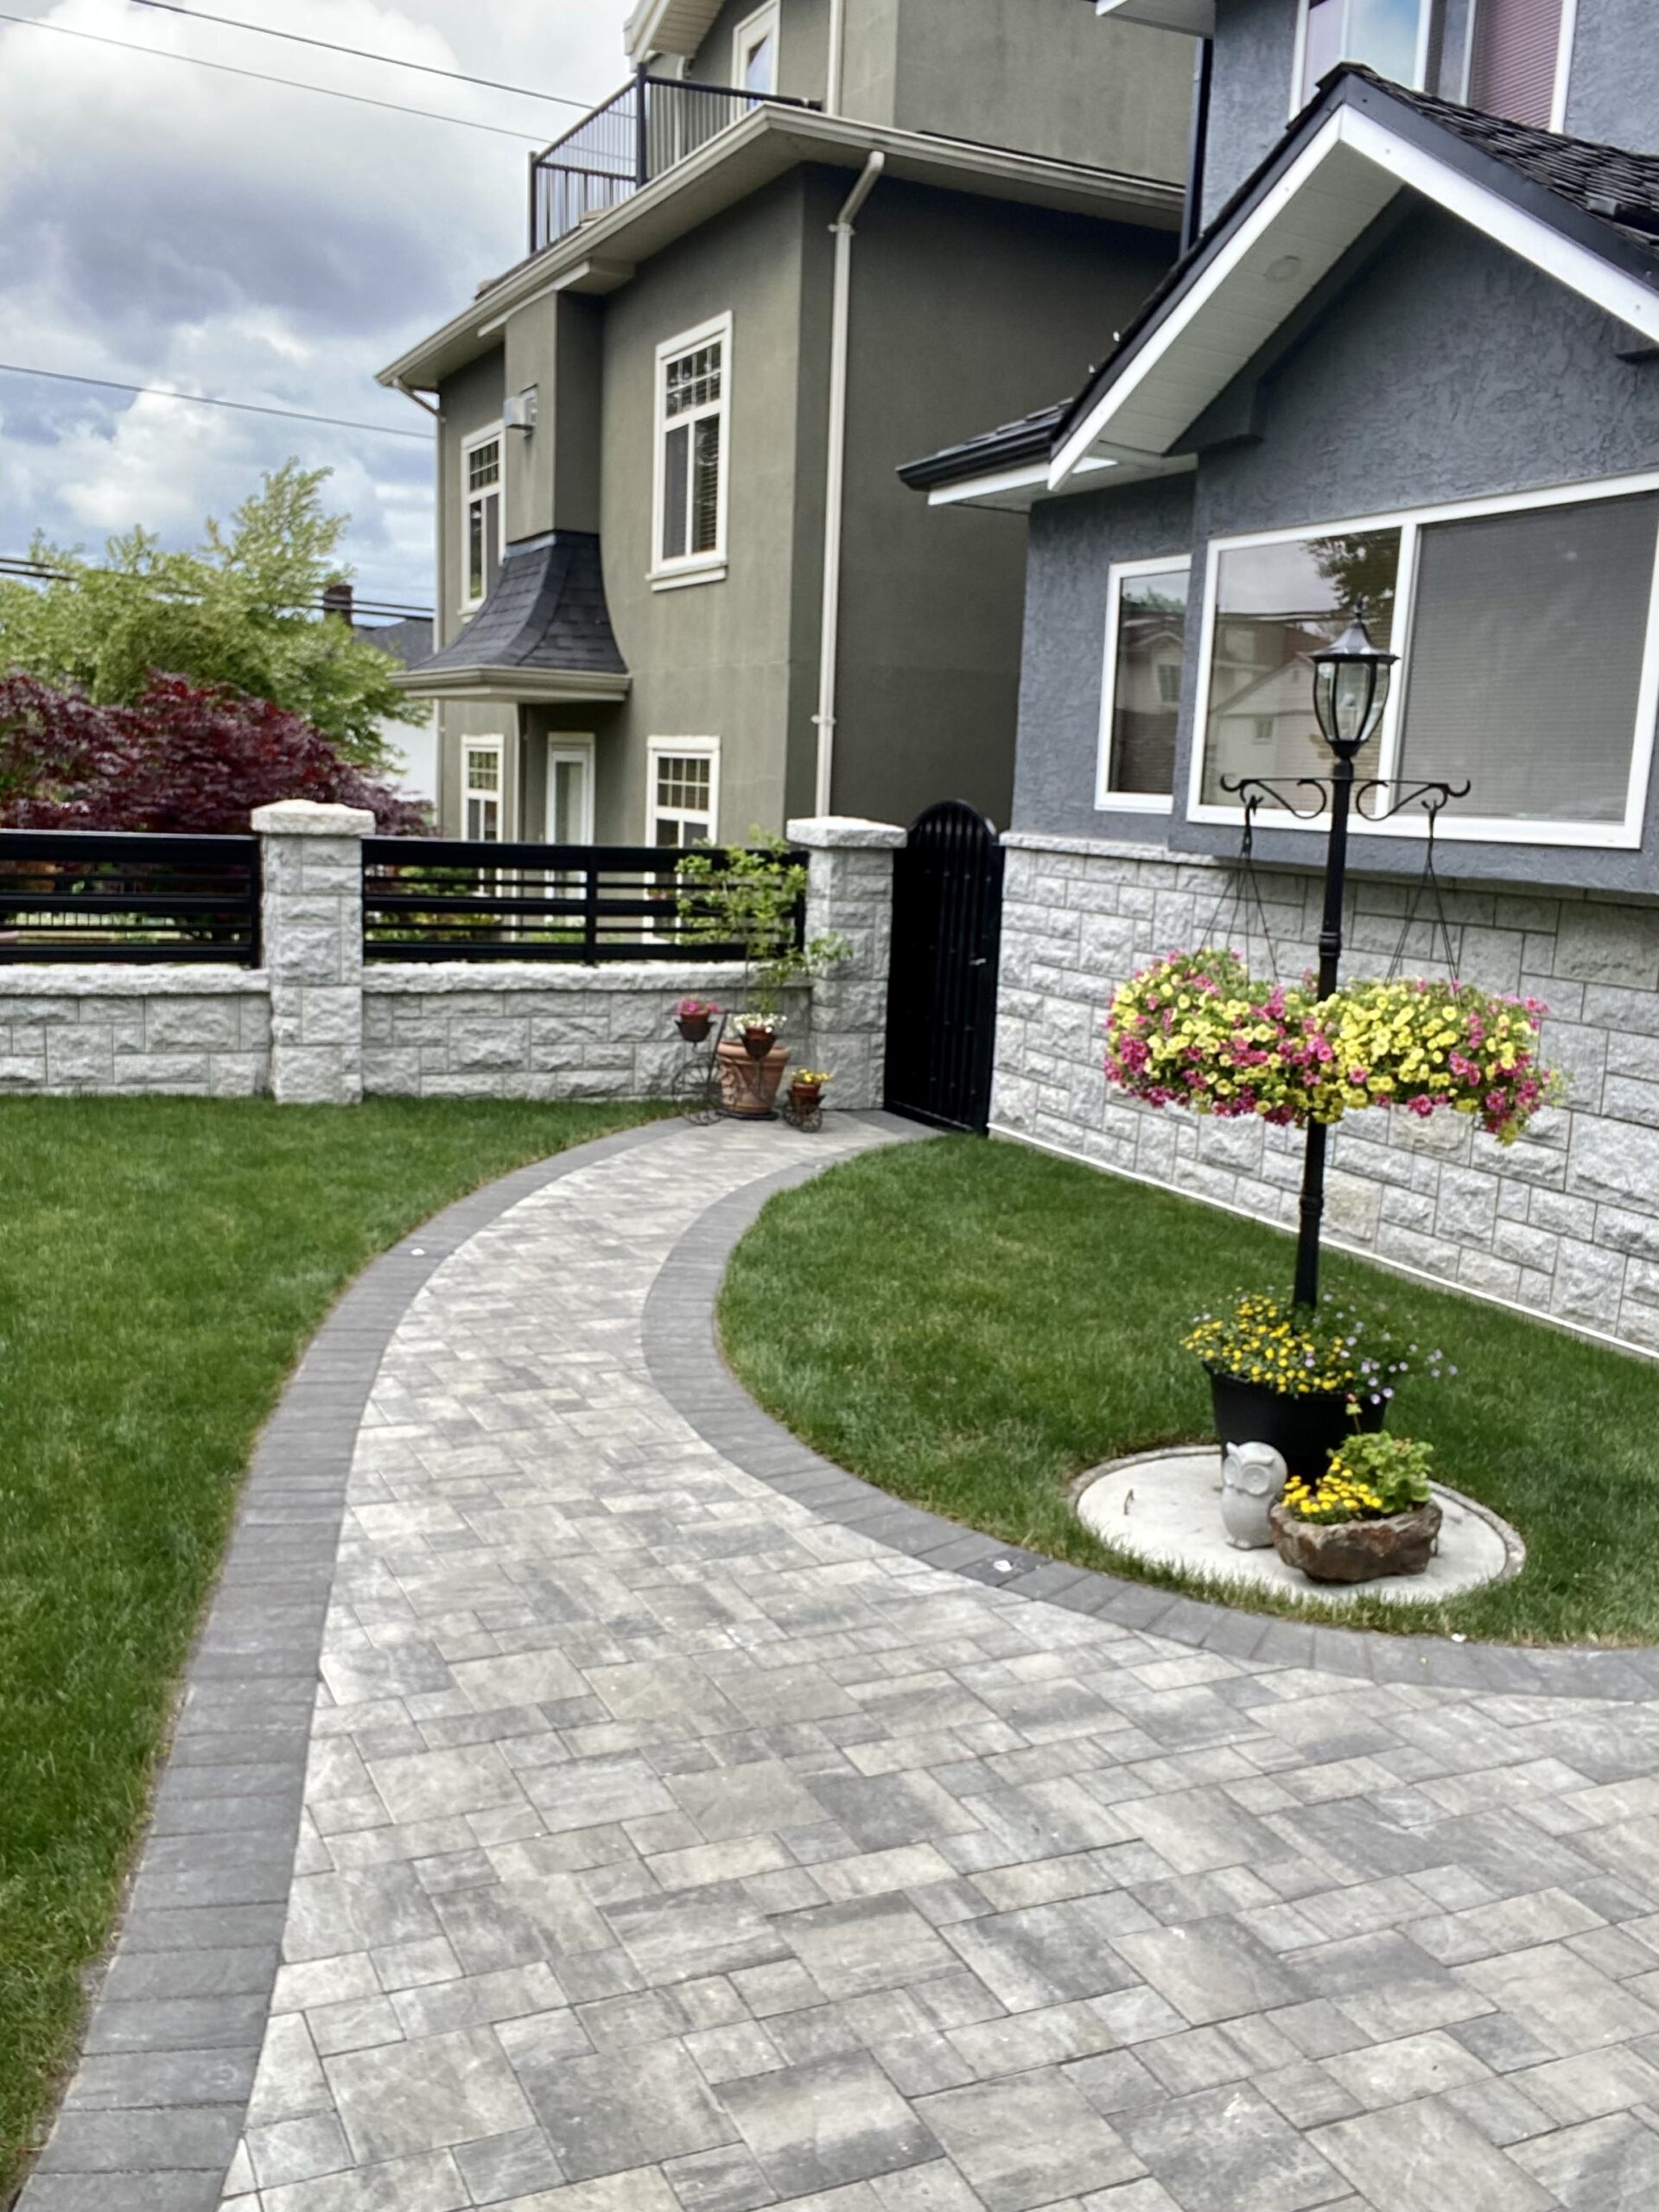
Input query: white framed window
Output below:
<box><xmin>461</xmin><ymin>428</ymin><xmax>503</xmax><ymax>610</ymax></box>
<box><xmin>1293</xmin><ymin>0</ymin><xmax>1573</xmax><ymax>128</ymax></box>
<box><xmin>646</xmin><ymin>738</ymin><xmax>720</xmax><ymax>848</ymax></box>
<box><xmin>1186</xmin><ymin>473</ymin><xmax>1659</xmax><ymax>849</ymax></box>
<box><xmin>463</xmin><ymin>738</ymin><xmax>505</xmax><ymax>842</ymax></box>
<box><xmin>652</xmin><ymin>314</ymin><xmax>730</xmax><ymax>588</ymax></box>
<box><xmin>545</xmin><ymin>735</ymin><xmax>594</xmax><ymax>845</ymax></box>
<box><xmin>733</xmin><ymin>3</ymin><xmax>779</xmax><ymax>94</ymax></box>
<box><xmin>1096</xmin><ymin>556</ymin><xmax>1190</xmax><ymax>813</ymax></box>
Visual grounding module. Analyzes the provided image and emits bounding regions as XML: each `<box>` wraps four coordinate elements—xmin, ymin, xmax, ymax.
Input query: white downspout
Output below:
<box><xmin>812</xmin><ymin>149</ymin><xmax>884</xmax><ymax>817</ymax></box>
<box><xmin>826</xmin><ymin>0</ymin><xmax>847</xmax><ymax>114</ymax></box>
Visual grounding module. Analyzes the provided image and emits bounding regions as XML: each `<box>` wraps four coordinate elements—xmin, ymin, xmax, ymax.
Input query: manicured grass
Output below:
<box><xmin>0</xmin><ymin>1095</ymin><xmax>665</xmax><ymax>2192</ymax></box>
<box><xmin>720</xmin><ymin>1135</ymin><xmax>1659</xmax><ymax>1649</ymax></box>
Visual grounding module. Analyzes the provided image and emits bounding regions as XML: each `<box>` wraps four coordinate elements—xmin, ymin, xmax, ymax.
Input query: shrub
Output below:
<box><xmin>1282</xmin><ymin>1431</ymin><xmax>1436</xmax><ymax>1522</ymax></box>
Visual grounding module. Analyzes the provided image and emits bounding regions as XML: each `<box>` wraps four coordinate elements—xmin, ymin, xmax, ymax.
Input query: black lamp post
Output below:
<box><xmin>1220</xmin><ymin>613</ymin><xmax>1403</xmax><ymax>1311</ymax></box>
<box><xmin>1294</xmin><ymin>617</ymin><xmax>1397</xmax><ymax>1308</ymax></box>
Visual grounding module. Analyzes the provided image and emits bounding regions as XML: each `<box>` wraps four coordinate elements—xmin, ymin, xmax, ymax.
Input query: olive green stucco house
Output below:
<box><xmin>376</xmin><ymin>0</ymin><xmax>1192</xmax><ymax>849</ymax></box>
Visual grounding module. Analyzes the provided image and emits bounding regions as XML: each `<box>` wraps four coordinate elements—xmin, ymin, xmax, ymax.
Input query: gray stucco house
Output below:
<box><xmin>903</xmin><ymin>0</ymin><xmax>1659</xmax><ymax>1352</ymax></box>
<box><xmin>373</xmin><ymin>0</ymin><xmax>1196</xmax><ymax>851</ymax></box>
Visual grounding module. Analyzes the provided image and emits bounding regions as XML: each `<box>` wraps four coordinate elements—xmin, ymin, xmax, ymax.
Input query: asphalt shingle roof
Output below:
<box><xmin>411</xmin><ymin>531</ymin><xmax>626</xmax><ymax>679</ymax></box>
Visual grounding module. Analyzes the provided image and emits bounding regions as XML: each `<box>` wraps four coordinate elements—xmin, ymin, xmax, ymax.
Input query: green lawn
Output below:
<box><xmin>720</xmin><ymin>1135</ymin><xmax>1659</xmax><ymax>1649</ymax></box>
<box><xmin>0</xmin><ymin>1095</ymin><xmax>664</xmax><ymax>2193</ymax></box>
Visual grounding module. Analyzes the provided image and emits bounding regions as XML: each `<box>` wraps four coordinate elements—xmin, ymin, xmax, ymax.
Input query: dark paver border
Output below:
<box><xmin>16</xmin><ymin>1116</ymin><xmax>683</xmax><ymax>2212</ymax></box>
<box><xmin>643</xmin><ymin>1116</ymin><xmax>1658</xmax><ymax>1708</ymax></box>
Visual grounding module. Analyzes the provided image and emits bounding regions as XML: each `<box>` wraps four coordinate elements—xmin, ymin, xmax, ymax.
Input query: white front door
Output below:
<box><xmin>545</xmin><ymin>738</ymin><xmax>595</xmax><ymax>845</ymax></box>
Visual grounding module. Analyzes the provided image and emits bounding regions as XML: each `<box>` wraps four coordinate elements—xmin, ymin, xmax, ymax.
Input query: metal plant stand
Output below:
<box><xmin>669</xmin><ymin>1015</ymin><xmax>727</xmax><ymax>1125</ymax></box>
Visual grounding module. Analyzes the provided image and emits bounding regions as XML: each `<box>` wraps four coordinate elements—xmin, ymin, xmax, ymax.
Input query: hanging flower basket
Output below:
<box><xmin>1104</xmin><ymin>948</ymin><xmax>1559</xmax><ymax>1146</ymax></box>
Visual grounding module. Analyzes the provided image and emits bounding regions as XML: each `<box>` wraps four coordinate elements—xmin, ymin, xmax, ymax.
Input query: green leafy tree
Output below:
<box><xmin>0</xmin><ymin>462</ymin><xmax>420</xmax><ymax>770</ymax></box>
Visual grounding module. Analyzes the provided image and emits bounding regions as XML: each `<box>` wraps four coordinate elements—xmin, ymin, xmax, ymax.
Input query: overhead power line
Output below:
<box><xmin>0</xmin><ymin>556</ymin><xmax>431</xmax><ymax>622</ymax></box>
<box><xmin>127</xmin><ymin>1</ymin><xmax>598</xmax><ymax>113</ymax></box>
<box><xmin>0</xmin><ymin>363</ymin><xmax>430</xmax><ymax>441</ymax></box>
<box><xmin>0</xmin><ymin>11</ymin><xmax>550</xmax><ymax>142</ymax></box>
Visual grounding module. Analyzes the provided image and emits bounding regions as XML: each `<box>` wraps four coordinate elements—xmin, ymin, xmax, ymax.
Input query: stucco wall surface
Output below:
<box><xmin>994</xmin><ymin>834</ymin><xmax>1659</xmax><ymax>1354</ymax></box>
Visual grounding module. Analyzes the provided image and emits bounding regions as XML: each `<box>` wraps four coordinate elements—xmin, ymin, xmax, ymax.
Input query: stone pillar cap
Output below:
<box><xmin>786</xmin><ymin>816</ymin><xmax>906</xmax><ymax>850</ymax></box>
<box><xmin>251</xmin><ymin>800</ymin><xmax>376</xmax><ymax>836</ymax></box>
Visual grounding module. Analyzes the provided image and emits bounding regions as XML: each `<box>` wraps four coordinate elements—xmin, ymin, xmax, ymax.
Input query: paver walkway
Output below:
<box><xmin>29</xmin><ymin>1116</ymin><xmax>1659</xmax><ymax>2211</ymax></box>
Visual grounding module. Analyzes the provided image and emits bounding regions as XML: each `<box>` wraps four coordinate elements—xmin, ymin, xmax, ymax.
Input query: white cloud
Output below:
<box><xmin>0</xmin><ymin>0</ymin><xmax>629</xmax><ymax>601</ymax></box>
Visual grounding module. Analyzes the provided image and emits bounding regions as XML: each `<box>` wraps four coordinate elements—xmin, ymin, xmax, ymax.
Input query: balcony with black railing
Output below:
<box><xmin>529</xmin><ymin>69</ymin><xmax>817</xmax><ymax>253</ymax></box>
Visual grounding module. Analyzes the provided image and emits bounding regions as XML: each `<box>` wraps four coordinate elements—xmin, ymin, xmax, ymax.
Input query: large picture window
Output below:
<box><xmin>1191</xmin><ymin>479</ymin><xmax>1659</xmax><ymax>848</ymax></box>
<box><xmin>1096</xmin><ymin>557</ymin><xmax>1190</xmax><ymax>810</ymax></box>
<box><xmin>654</xmin><ymin>315</ymin><xmax>730</xmax><ymax>583</ymax></box>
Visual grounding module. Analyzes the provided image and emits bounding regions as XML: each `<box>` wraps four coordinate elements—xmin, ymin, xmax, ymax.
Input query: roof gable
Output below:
<box><xmin>1049</xmin><ymin>68</ymin><xmax>1659</xmax><ymax>486</ymax></box>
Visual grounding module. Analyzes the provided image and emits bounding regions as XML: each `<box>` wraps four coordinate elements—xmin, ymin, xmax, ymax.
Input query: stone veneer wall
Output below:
<box><xmin>0</xmin><ymin>812</ymin><xmax>900</xmax><ymax>1111</ymax></box>
<box><xmin>995</xmin><ymin>833</ymin><xmax>1659</xmax><ymax>1353</ymax></box>
<box><xmin>0</xmin><ymin>971</ymin><xmax>270</xmax><ymax>1096</ymax></box>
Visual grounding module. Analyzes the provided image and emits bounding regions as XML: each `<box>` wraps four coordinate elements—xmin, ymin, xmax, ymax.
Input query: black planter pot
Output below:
<box><xmin>741</xmin><ymin>1027</ymin><xmax>776</xmax><ymax>1060</ymax></box>
<box><xmin>676</xmin><ymin>1014</ymin><xmax>713</xmax><ymax>1045</ymax></box>
<box><xmin>1209</xmin><ymin>1373</ymin><xmax>1387</xmax><ymax>1484</ymax></box>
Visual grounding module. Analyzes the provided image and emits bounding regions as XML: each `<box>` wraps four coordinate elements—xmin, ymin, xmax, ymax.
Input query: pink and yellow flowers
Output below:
<box><xmin>1105</xmin><ymin>949</ymin><xmax>1558</xmax><ymax>1146</ymax></box>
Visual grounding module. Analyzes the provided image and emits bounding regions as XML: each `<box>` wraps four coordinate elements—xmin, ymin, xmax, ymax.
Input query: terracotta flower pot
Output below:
<box><xmin>788</xmin><ymin>1081</ymin><xmax>823</xmax><ymax>1110</ymax></box>
<box><xmin>1210</xmin><ymin>1374</ymin><xmax>1387</xmax><ymax>1484</ymax></box>
<box><xmin>1268</xmin><ymin>1498</ymin><xmax>1442</xmax><ymax>1583</ymax></box>
<box><xmin>717</xmin><ymin>1037</ymin><xmax>790</xmax><ymax>1116</ymax></box>
<box><xmin>676</xmin><ymin>1014</ymin><xmax>713</xmax><ymax>1044</ymax></box>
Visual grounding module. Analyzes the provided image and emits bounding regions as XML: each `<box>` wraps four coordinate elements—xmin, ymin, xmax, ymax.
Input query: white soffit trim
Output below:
<box><xmin>626</xmin><ymin>0</ymin><xmax>723</xmax><ymax>62</ymax></box>
<box><xmin>1096</xmin><ymin>0</ymin><xmax>1215</xmax><ymax>31</ymax></box>
<box><xmin>1050</xmin><ymin>105</ymin><xmax>1659</xmax><ymax>490</ymax></box>
<box><xmin>928</xmin><ymin>454</ymin><xmax>1187</xmax><ymax>512</ymax></box>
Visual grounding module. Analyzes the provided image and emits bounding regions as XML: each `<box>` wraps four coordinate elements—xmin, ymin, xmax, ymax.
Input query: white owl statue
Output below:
<box><xmin>1220</xmin><ymin>1440</ymin><xmax>1288</xmax><ymax>1551</ymax></box>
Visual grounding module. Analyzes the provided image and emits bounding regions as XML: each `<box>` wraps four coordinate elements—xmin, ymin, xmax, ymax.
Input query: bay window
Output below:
<box><xmin>1191</xmin><ymin>479</ymin><xmax>1659</xmax><ymax>847</ymax></box>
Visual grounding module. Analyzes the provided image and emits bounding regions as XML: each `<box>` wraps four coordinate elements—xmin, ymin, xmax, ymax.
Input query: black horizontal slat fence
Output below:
<box><xmin>362</xmin><ymin>838</ymin><xmax>804</xmax><ymax>963</ymax></box>
<box><xmin>0</xmin><ymin>830</ymin><xmax>261</xmax><ymax>964</ymax></box>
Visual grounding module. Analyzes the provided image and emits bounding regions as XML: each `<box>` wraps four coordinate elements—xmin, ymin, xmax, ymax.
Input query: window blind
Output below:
<box><xmin>1399</xmin><ymin>493</ymin><xmax>1658</xmax><ymax>824</ymax></box>
<box><xmin>1468</xmin><ymin>0</ymin><xmax>1564</xmax><ymax>127</ymax></box>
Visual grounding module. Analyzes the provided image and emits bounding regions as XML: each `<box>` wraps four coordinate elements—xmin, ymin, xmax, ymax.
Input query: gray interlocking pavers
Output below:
<box><xmin>18</xmin><ymin>1113</ymin><xmax>1659</xmax><ymax>2209</ymax></box>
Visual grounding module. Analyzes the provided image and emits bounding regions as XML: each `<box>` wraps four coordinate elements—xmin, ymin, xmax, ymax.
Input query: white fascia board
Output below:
<box><xmin>928</xmin><ymin>453</ymin><xmax>1190</xmax><ymax>512</ymax></box>
<box><xmin>1051</xmin><ymin>104</ymin><xmax>1659</xmax><ymax>490</ymax></box>
<box><xmin>395</xmin><ymin>666</ymin><xmax>631</xmax><ymax>703</ymax></box>
<box><xmin>1096</xmin><ymin>1</ymin><xmax>1215</xmax><ymax>32</ymax></box>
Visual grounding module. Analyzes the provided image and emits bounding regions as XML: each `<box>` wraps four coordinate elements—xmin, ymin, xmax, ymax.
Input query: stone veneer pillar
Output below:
<box><xmin>788</xmin><ymin>815</ymin><xmax>906</xmax><ymax>1111</ymax></box>
<box><xmin>251</xmin><ymin>799</ymin><xmax>374</xmax><ymax>1104</ymax></box>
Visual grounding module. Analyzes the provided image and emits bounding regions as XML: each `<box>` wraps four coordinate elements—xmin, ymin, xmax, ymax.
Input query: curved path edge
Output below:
<box><xmin>642</xmin><ymin>1128</ymin><xmax>1657</xmax><ymax>1709</ymax></box>
<box><xmin>16</xmin><ymin>1118</ymin><xmax>683</xmax><ymax>2212</ymax></box>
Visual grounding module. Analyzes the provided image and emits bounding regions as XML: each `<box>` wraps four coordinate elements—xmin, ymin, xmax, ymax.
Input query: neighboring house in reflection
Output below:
<box><xmin>375</xmin><ymin>0</ymin><xmax>1198</xmax><ymax>846</ymax></box>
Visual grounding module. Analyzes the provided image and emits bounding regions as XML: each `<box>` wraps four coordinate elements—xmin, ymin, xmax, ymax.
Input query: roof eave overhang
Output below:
<box><xmin>393</xmin><ymin>666</ymin><xmax>632</xmax><ymax>705</ymax></box>
<box><xmin>378</xmin><ymin>109</ymin><xmax>1182</xmax><ymax>391</ymax></box>
<box><xmin>1049</xmin><ymin>86</ymin><xmax>1659</xmax><ymax>491</ymax></box>
<box><xmin>1095</xmin><ymin>0</ymin><xmax>1215</xmax><ymax>33</ymax></box>
<box><xmin>626</xmin><ymin>0</ymin><xmax>723</xmax><ymax>64</ymax></box>
<box><xmin>923</xmin><ymin>452</ymin><xmax>1192</xmax><ymax>512</ymax></box>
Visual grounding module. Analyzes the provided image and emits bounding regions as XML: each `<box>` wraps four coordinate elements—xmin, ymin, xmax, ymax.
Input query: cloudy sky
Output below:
<box><xmin>0</xmin><ymin>1</ymin><xmax>632</xmax><ymax>608</ymax></box>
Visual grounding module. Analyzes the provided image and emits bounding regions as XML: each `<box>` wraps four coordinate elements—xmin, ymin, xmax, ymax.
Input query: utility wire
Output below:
<box><xmin>0</xmin><ymin>363</ymin><xmax>431</xmax><ymax>442</ymax></box>
<box><xmin>0</xmin><ymin>11</ymin><xmax>551</xmax><ymax>143</ymax></box>
<box><xmin>0</xmin><ymin>556</ymin><xmax>432</xmax><ymax>621</ymax></box>
<box><xmin>126</xmin><ymin>1</ymin><xmax>599</xmax><ymax>114</ymax></box>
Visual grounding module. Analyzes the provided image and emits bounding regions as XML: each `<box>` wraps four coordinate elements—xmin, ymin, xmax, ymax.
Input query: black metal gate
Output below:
<box><xmin>884</xmin><ymin>800</ymin><xmax>1004</xmax><ymax>1134</ymax></box>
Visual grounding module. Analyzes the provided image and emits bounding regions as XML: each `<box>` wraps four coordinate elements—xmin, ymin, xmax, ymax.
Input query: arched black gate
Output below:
<box><xmin>884</xmin><ymin>800</ymin><xmax>1004</xmax><ymax>1134</ymax></box>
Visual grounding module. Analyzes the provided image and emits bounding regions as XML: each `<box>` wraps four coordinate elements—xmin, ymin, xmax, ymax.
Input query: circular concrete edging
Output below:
<box><xmin>1070</xmin><ymin>1446</ymin><xmax>1526</xmax><ymax>1608</ymax></box>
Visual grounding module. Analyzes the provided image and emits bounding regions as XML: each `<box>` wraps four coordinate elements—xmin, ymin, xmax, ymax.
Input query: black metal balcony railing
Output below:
<box><xmin>530</xmin><ymin>70</ymin><xmax>817</xmax><ymax>253</ymax></box>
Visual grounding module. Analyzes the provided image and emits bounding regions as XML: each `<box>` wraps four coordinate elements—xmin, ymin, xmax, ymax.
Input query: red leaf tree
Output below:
<box><xmin>0</xmin><ymin>672</ymin><xmax>429</xmax><ymax>836</ymax></box>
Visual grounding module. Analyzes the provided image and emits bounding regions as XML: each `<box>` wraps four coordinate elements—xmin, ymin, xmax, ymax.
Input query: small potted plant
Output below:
<box><xmin>737</xmin><ymin>1011</ymin><xmax>780</xmax><ymax>1060</ymax></box>
<box><xmin>789</xmin><ymin>1067</ymin><xmax>830</xmax><ymax>1113</ymax></box>
<box><xmin>1185</xmin><ymin>1292</ymin><xmax>1447</xmax><ymax>1482</ymax></box>
<box><xmin>1270</xmin><ymin>1432</ymin><xmax>1442</xmax><ymax>1583</ymax></box>
<box><xmin>674</xmin><ymin>996</ymin><xmax>720</xmax><ymax>1045</ymax></box>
